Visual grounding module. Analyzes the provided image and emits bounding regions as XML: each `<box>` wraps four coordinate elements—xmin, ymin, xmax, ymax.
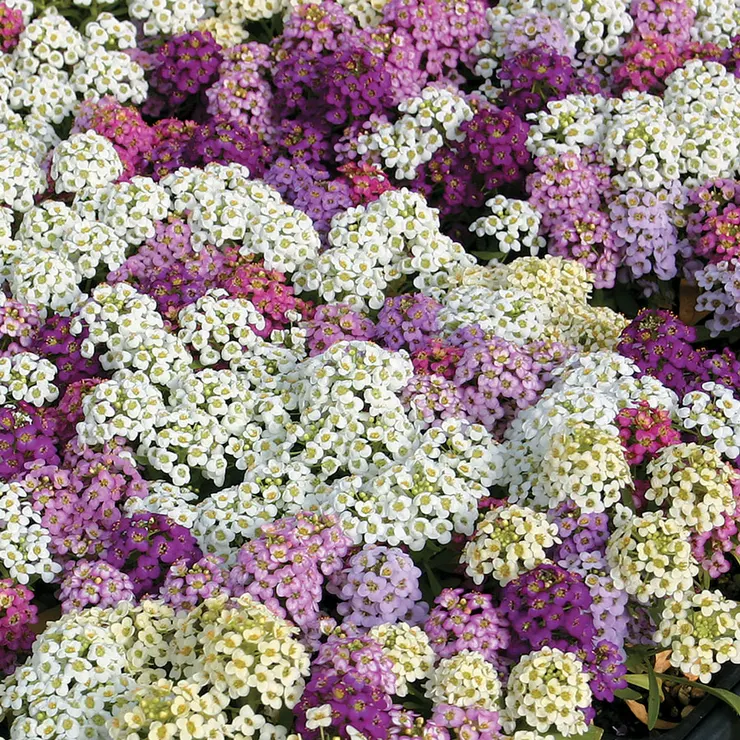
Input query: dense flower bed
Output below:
<box><xmin>2</xmin><ymin>0</ymin><xmax>740</xmax><ymax>738</ymax></box>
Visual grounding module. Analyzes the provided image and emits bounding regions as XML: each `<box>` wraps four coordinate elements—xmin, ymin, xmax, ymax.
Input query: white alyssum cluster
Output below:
<box><xmin>124</xmin><ymin>481</ymin><xmax>199</xmax><ymax>529</ymax></box>
<box><xmin>216</xmin><ymin>0</ymin><xmax>287</xmax><ymax>24</ymax></box>
<box><xmin>9</xmin><ymin>9</ymin><xmax>146</xmax><ymax>119</ymax></box>
<box><xmin>0</xmin><ymin>145</ymin><xmax>46</xmax><ymax>213</ymax></box>
<box><xmin>0</xmin><ymin>129</ymin><xmax>49</xmax><ymax>165</ymax></box>
<box><xmin>533</xmin><ymin>0</ymin><xmax>633</xmax><ymax>58</ymax></box>
<box><xmin>606</xmin><ymin>510</ymin><xmax>700</xmax><ymax>603</ymax></box>
<box><xmin>162</xmin><ymin>163</ymin><xmax>263</xmax><ymax>224</ymax></box>
<box><xmin>295</xmin><ymin>189</ymin><xmax>474</xmax><ymax>311</ymax></box>
<box><xmin>644</xmin><ymin>442</ymin><xmax>737</xmax><ymax>533</ymax></box>
<box><xmin>161</xmin><ymin>163</ymin><xmax>321</xmax><ymax>273</ymax></box>
<box><xmin>17</xmin><ymin>201</ymin><xmax>83</xmax><ymax>251</ymax></box>
<box><xmin>333</xmin><ymin>0</ymin><xmax>391</xmax><ymax>25</ymax></box>
<box><xmin>426</xmin><ymin>650</ymin><xmax>503</xmax><ymax>710</ymax></box>
<box><xmin>656</xmin><ymin>590</ymin><xmax>740</xmax><ymax>683</ymax></box>
<box><xmin>7</xmin><ymin>66</ymin><xmax>78</xmax><ymax>125</ymax></box>
<box><xmin>462</xmin><ymin>504</ymin><xmax>560</xmax><ymax>585</ymax></box>
<box><xmin>177</xmin><ymin>290</ymin><xmax>265</xmax><ymax>366</ymax></box>
<box><xmin>242</xmin><ymin>200</ymin><xmax>322</xmax><ymax>274</ymax></box>
<box><xmin>687</xmin><ymin>0</ymin><xmax>740</xmax><ymax>48</ymax></box>
<box><xmin>601</xmin><ymin>91</ymin><xmax>683</xmax><ymax>191</ymax></box>
<box><xmin>86</xmin><ymin>177</ymin><xmax>172</xmax><ymax>247</ymax></box>
<box><xmin>542</xmin><ymin>421</ymin><xmax>632</xmax><ymax>512</ymax></box>
<box><xmin>101</xmin><ymin>325</ymin><xmax>193</xmax><ymax>390</ymax></box>
<box><xmin>678</xmin><ymin>382</ymin><xmax>740</xmax><ymax>461</ymax></box>
<box><xmin>470</xmin><ymin>196</ymin><xmax>546</xmax><ymax>255</ymax></box>
<box><xmin>663</xmin><ymin>61</ymin><xmax>740</xmax><ymax>185</ymax></box>
<box><xmin>328</xmin><ymin>451</ymin><xmax>487</xmax><ymax>551</ymax></box>
<box><xmin>196</xmin><ymin>17</ymin><xmax>249</xmax><ymax>47</ymax></box>
<box><xmin>127</xmin><ymin>0</ymin><xmax>205</xmax><ymax>36</ymax></box>
<box><xmin>0</xmin><ymin>610</ymin><xmax>136</xmax><ymax>740</ymax></box>
<box><xmin>59</xmin><ymin>221</ymin><xmax>129</xmax><ymax>279</ymax></box>
<box><xmin>292</xmin><ymin>341</ymin><xmax>417</xmax><ymax>479</ymax></box>
<box><xmin>4</xmin><ymin>201</ymin><xmax>130</xmax><ymax>313</ymax></box>
<box><xmin>239</xmin><ymin>460</ymin><xmax>318</xmax><ymax>516</ymax></box>
<box><xmin>438</xmin><ymin>284</ymin><xmax>554</xmax><ymax>344</ymax></box>
<box><xmin>140</xmin><ymin>368</ymin><xmax>266</xmax><ymax>487</ymax></box>
<box><xmin>355</xmin><ymin>87</ymin><xmax>474</xmax><ymax>180</ymax></box>
<box><xmin>12</xmin><ymin>10</ymin><xmax>86</xmax><ymax>75</ymax></box>
<box><xmin>51</xmin><ymin>132</ymin><xmax>124</xmax><ymax>195</ymax></box>
<box><xmin>70</xmin><ymin>48</ymin><xmax>148</xmax><ymax>105</ymax></box>
<box><xmin>503</xmin><ymin>647</ymin><xmax>593</xmax><ymax>737</ymax></box>
<box><xmin>190</xmin><ymin>484</ymin><xmax>280</xmax><ymax>563</ymax></box>
<box><xmin>0</xmin><ymin>481</ymin><xmax>62</xmax><ymax>585</ymax></box>
<box><xmin>694</xmin><ymin>260</ymin><xmax>740</xmax><ymax>337</ymax></box>
<box><xmin>526</xmin><ymin>94</ymin><xmax>607</xmax><ymax>157</ymax></box>
<box><xmin>504</xmin><ymin>353</ymin><xmax>677</xmax><ymax>506</ymax></box>
<box><xmin>0</xmin><ymin>352</ymin><xmax>58</xmax><ymax>406</ymax></box>
<box><xmin>83</xmin><ymin>12</ymin><xmax>138</xmax><ymax>50</ymax></box>
<box><xmin>70</xmin><ymin>282</ymin><xmax>165</xmax><ymax>357</ymax></box>
<box><xmin>77</xmin><ymin>369</ymin><xmax>166</xmax><ymax>446</ymax></box>
<box><xmin>369</xmin><ymin>623</ymin><xmax>435</xmax><ymax>697</ymax></box>
<box><xmin>417</xmin><ymin>418</ymin><xmax>505</xmax><ymax>489</ymax></box>
<box><xmin>0</xmin><ymin>110</ymin><xmax>57</xmax><ymax>163</ymax></box>
<box><xmin>6</xmin><ymin>247</ymin><xmax>83</xmax><ymax>315</ymax></box>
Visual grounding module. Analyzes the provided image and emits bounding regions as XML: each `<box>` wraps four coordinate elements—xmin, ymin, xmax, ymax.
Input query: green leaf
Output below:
<box><xmin>625</xmin><ymin>646</ymin><xmax>664</xmax><ymax>673</ymax></box>
<box><xmin>625</xmin><ymin>673</ymin><xmax>664</xmax><ymax>701</ymax></box>
<box><xmin>614</xmin><ymin>688</ymin><xmax>644</xmax><ymax>701</ymax></box>
<box><xmin>470</xmin><ymin>250</ymin><xmax>505</xmax><ymax>261</ymax></box>
<box><xmin>424</xmin><ymin>563</ymin><xmax>443</xmax><ymax>599</ymax></box>
<box><xmin>625</xmin><ymin>674</ymin><xmax>650</xmax><ymax>690</ymax></box>
<box><xmin>548</xmin><ymin>726</ymin><xmax>604</xmax><ymax>740</ymax></box>
<box><xmin>646</xmin><ymin>661</ymin><xmax>661</xmax><ymax>730</ymax></box>
<box><xmin>654</xmin><ymin>673</ymin><xmax>740</xmax><ymax>717</ymax></box>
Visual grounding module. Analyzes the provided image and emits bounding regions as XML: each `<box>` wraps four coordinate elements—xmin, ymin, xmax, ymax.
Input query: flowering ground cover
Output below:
<box><xmin>3</xmin><ymin>0</ymin><xmax>740</xmax><ymax>738</ymax></box>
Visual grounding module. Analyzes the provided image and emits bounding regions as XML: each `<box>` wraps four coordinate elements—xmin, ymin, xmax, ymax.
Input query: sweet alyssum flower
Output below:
<box><xmin>644</xmin><ymin>442</ymin><xmax>738</xmax><ymax>533</ymax></box>
<box><xmin>503</xmin><ymin>646</ymin><xmax>594</xmax><ymax>737</ymax></box>
<box><xmin>462</xmin><ymin>504</ymin><xmax>560</xmax><ymax>586</ymax></box>
<box><xmin>542</xmin><ymin>421</ymin><xmax>633</xmax><ymax>513</ymax></box>
<box><xmin>328</xmin><ymin>543</ymin><xmax>428</xmax><ymax>627</ymax></box>
<box><xmin>425</xmin><ymin>649</ymin><xmax>503</xmax><ymax>711</ymax></box>
<box><xmin>606</xmin><ymin>510</ymin><xmax>700</xmax><ymax>603</ymax></box>
<box><xmin>368</xmin><ymin>622</ymin><xmax>435</xmax><ymax>697</ymax></box>
<box><xmin>679</xmin><ymin>382</ymin><xmax>740</xmax><ymax>460</ymax></box>
<box><xmin>657</xmin><ymin>590</ymin><xmax>740</xmax><ymax>682</ymax></box>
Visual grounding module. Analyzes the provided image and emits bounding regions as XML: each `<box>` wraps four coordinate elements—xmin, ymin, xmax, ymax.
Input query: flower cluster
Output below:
<box><xmin>3</xmin><ymin>0</ymin><xmax>740</xmax><ymax>736</ymax></box>
<box><xmin>328</xmin><ymin>544</ymin><xmax>428</xmax><ymax>627</ymax></box>
<box><xmin>462</xmin><ymin>504</ymin><xmax>561</xmax><ymax>585</ymax></box>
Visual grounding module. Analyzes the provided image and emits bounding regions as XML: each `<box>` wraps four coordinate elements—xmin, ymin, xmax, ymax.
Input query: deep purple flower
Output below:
<box><xmin>0</xmin><ymin>403</ymin><xmax>59</xmax><ymax>481</ymax></box>
<box><xmin>497</xmin><ymin>47</ymin><xmax>596</xmax><ymax>115</ymax></box>
<box><xmin>187</xmin><ymin>114</ymin><xmax>270</xmax><ymax>176</ymax></box>
<box><xmin>617</xmin><ymin>308</ymin><xmax>707</xmax><ymax>396</ymax></box>
<box><xmin>150</xmin><ymin>31</ymin><xmax>223</xmax><ymax>113</ymax></box>
<box><xmin>31</xmin><ymin>315</ymin><xmax>102</xmax><ymax>390</ymax></box>
<box><xmin>103</xmin><ymin>512</ymin><xmax>202</xmax><ymax>597</ymax></box>
<box><xmin>500</xmin><ymin>563</ymin><xmax>596</xmax><ymax>658</ymax></box>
